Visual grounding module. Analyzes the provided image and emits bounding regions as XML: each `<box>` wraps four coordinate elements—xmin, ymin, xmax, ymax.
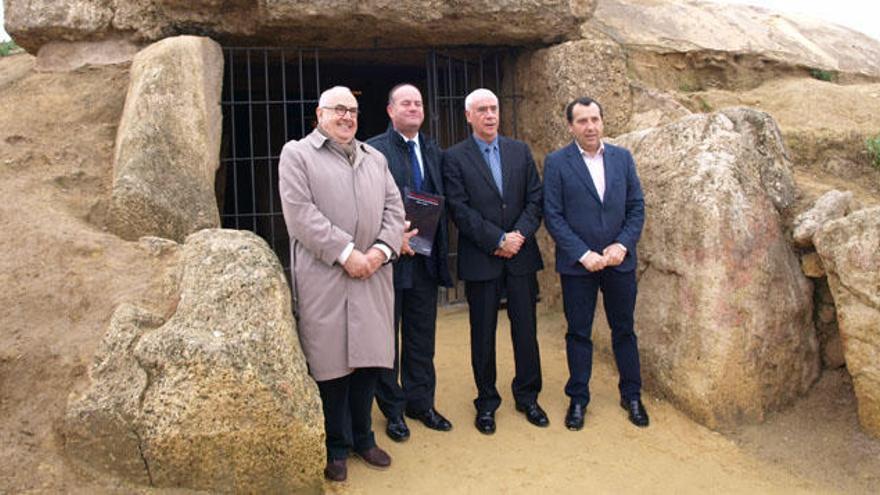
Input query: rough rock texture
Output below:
<box><xmin>793</xmin><ymin>190</ymin><xmax>856</xmax><ymax>248</ymax></box>
<box><xmin>34</xmin><ymin>38</ymin><xmax>139</xmax><ymax>72</ymax></box>
<box><xmin>6</xmin><ymin>0</ymin><xmax>594</xmax><ymax>53</ymax></box>
<box><xmin>626</xmin><ymin>83</ymin><xmax>692</xmax><ymax>133</ymax></box>
<box><xmin>814</xmin><ymin>277</ymin><xmax>845</xmax><ymax>369</ymax></box>
<box><xmin>815</xmin><ymin>208</ymin><xmax>880</xmax><ymax>437</ymax></box>
<box><xmin>63</xmin><ymin>229</ymin><xmax>325</xmax><ymax>492</ymax></box>
<box><xmin>108</xmin><ymin>35</ymin><xmax>222</xmax><ymax>243</ymax></box>
<box><xmin>690</xmin><ymin>79</ymin><xmax>880</xmax><ymax>183</ymax></box>
<box><xmin>800</xmin><ymin>252</ymin><xmax>825</xmax><ymax>279</ymax></box>
<box><xmin>609</xmin><ymin>108</ymin><xmax>819</xmax><ymax>428</ymax></box>
<box><xmin>589</xmin><ymin>0</ymin><xmax>880</xmax><ymax>91</ymax></box>
<box><xmin>516</xmin><ymin>36</ymin><xmax>631</xmax><ymax>159</ymax></box>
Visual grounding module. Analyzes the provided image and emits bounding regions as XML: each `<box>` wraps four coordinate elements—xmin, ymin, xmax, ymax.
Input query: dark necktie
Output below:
<box><xmin>407</xmin><ymin>140</ymin><xmax>423</xmax><ymax>191</ymax></box>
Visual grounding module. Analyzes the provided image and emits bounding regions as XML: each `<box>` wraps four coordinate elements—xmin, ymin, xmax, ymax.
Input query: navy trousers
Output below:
<box><xmin>561</xmin><ymin>269</ymin><xmax>642</xmax><ymax>406</ymax></box>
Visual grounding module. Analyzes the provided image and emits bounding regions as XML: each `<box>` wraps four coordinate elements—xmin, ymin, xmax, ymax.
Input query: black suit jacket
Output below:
<box><xmin>367</xmin><ymin>126</ymin><xmax>453</xmax><ymax>289</ymax></box>
<box><xmin>443</xmin><ymin>135</ymin><xmax>543</xmax><ymax>282</ymax></box>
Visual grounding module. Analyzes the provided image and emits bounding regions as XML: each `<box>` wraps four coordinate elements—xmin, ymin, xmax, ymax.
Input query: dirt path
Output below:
<box><xmin>328</xmin><ymin>308</ymin><xmax>880</xmax><ymax>494</ymax></box>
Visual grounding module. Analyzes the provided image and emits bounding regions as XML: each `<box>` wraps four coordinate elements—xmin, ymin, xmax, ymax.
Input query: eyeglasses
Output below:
<box><xmin>322</xmin><ymin>105</ymin><xmax>360</xmax><ymax>117</ymax></box>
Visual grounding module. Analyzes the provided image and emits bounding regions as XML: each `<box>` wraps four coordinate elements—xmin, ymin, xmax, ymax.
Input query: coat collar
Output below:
<box><xmin>306</xmin><ymin>127</ymin><xmax>374</xmax><ymax>167</ymax></box>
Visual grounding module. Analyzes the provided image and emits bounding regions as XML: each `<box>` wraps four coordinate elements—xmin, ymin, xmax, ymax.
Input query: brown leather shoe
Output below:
<box><xmin>324</xmin><ymin>458</ymin><xmax>347</xmax><ymax>482</ymax></box>
<box><xmin>355</xmin><ymin>446</ymin><xmax>392</xmax><ymax>469</ymax></box>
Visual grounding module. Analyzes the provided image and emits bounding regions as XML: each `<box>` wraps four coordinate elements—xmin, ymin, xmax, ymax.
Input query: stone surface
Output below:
<box><xmin>107</xmin><ymin>35</ymin><xmax>222</xmax><ymax>243</ymax></box>
<box><xmin>589</xmin><ymin>0</ymin><xmax>880</xmax><ymax>90</ymax></box>
<box><xmin>813</xmin><ymin>277</ymin><xmax>845</xmax><ymax>369</ymax></box>
<box><xmin>34</xmin><ymin>38</ymin><xmax>139</xmax><ymax>72</ymax></box>
<box><xmin>63</xmin><ymin>229</ymin><xmax>325</xmax><ymax>491</ymax></box>
<box><xmin>815</xmin><ymin>207</ymin><xmax>880</xmax><ymax>438</ymax></box>
<box><xmin>800</xmin><ymin>252</ymin><xmax>825</xmax><ymax>278</ymax></box>
<box><xmin>6</xmin><ymin>0</ymin><xmax>593</xmax><ymax>53</ymax></box>
<box><xmin>609</xmin><ymin>108</ymin><xmax>819</xmax><ymax>428</ymax></box>
<box><xmin>793</xmin><ymin>190</ymin><xmax>856</xmax><ymax>248</ymax></box>
<box><xmin>626</xmin><ymin>83</ymin><xmax>692</xmax><ymax>132</ymax></box>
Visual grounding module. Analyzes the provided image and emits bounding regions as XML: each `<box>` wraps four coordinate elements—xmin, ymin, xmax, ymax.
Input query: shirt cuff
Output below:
<box><xmin>337</xmin><ymin>242</ymin><xmax>354</xmax><ymax>265</ymax></box>
<box><xmin>372</xmin><ymin>243</ymin><xmax>392</xmax><ymax>262</ymax></box>
<box><xmin>579</xmin><ymin>250</ymin><xmax>592</xmax><ymax>262</ymax></box>
<box><xmin>497</xmin><ymin>233</ymin><xmax>506</xmax><ymax>248</ymax></box>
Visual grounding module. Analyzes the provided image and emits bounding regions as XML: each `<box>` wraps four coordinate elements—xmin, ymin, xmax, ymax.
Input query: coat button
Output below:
<box><xmin>502</xmin><ymin>203</ymin><xmax>507</xmax><ymax>209</ymax></box>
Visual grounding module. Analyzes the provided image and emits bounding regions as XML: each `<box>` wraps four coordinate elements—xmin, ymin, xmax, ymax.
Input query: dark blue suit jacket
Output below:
<box><xmin>367</xmin><ymin>126</ymin><xmax>453</xmax><ymax>289</ymax></box>
<box><xmin>543</xmin><ymin>141</ymin><xmax>645</xmax><ymax>275</ymax></box>
<box><xmin>444</xmin><ymin>135</ymin><xmax>543</xmax><ymax>282</ymax></box>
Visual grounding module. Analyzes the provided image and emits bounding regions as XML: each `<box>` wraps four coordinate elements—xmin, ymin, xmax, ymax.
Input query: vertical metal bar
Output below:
<box><xmin>246</xmin><ymin>49</ymin><xmax>257</xmax><ymax>229</ymax></box>
<box><xmin>426</xmin><ymin>49</ymin><xmax>435</xmax><ymax>141</ymax></box>
<box><xmin>298</xmin><ymin>49</ymin><xmax>305</xmax><ymax>139</ymax></box>
<box><xmin>229</xmin><ymin>49</ymin><xmax>240</xmax><ymax>229</ymax></box>
<box><xmin>264</xmin><ymin>49</ymin><xmax>276</xmax><ymax>250</ymax></box>
<box><xmin>510</xmin><ymin>50</ymin><xmax>518</xmax><ymax>139</ymax></box>
<box><xmin>315</xmin><ymin>48</ymin><xmax>321</xmax><ymax>105</ymax></box>
<box><xmin>281</xmin><ymin>49</ymin><xmax>289</xmax><ymax>140</ymax></box>
<box><xmin>445</xmin><ymin>54</ymin><xmax>455</xmax><ymax>148</ymax></box>
<box><xmin>478</xmin><ymin>53</ymin><xmax>484</xmax><ymax>89</ymax></box>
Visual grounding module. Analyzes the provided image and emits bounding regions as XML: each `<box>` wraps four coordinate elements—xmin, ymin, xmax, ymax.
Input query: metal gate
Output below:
<box><xmin>218</xmin><ymin>46</ymin><xmax>519</xmax><ymax>303</ymax></box>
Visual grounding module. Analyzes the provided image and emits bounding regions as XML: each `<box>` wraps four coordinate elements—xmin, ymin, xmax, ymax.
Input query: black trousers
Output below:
<box><xmin>376</xmin><ymin>259</ymin><xmax>439</xmax><ymax>418</ymax></box>
<box><xmin>316</xmin><ymin>368</ymin><xmax>379</xmax><ymax>461</ymax></box>
<box><xmin>561</xmin><ymin>270</ymin><xmax>642</xmax><ymax>407</ymax></box>
<box><xmin>465</xmin><ymin>269</ymin><xmax>542</xmax><ymax>413</ymax></box>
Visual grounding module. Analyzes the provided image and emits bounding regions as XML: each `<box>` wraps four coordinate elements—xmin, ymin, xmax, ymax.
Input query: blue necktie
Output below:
<box><xmin>407</xmin><ymin>140</ymin><xmax>423</xmax><ymax>191</ymax></box>
<box><xmin>484</xmin><ymin>145</ymin><xmax>502</xmax><ymax>194</ymax></box>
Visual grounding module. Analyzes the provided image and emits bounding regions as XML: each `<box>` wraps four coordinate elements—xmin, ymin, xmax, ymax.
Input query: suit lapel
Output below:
<box><xmin>567</xmin><ymin>143</ymin><xmax>602</xmax><ymax>204</ymax></box>
<box><xmin>464</xmin><ymin>137</ymin><xmax>503</xmax><ymax>199</ymax></box>
<box><xmin>419</xmin><ymin>134</ymin><xmax>440</xmax><ymax>194</ymax></box>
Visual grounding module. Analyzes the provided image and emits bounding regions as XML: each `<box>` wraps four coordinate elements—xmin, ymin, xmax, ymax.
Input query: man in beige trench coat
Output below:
<box><xmin>279</xmin><ymin>86</ymin><xmax>406</xmax><ymax>482</ymax></box>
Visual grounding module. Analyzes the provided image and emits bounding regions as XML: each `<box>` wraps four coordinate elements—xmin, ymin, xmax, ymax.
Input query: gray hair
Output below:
<box><xmin>464</xmin><ymin>88</ymin><xmax>498</xmax><ymax>111</ymax></box>
<box><xmin>319</xmin><ymin>86</ymin><xmax>354</xmax><ymax>107</ymax></box>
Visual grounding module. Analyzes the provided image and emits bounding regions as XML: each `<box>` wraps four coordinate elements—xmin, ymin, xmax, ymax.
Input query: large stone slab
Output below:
<box><xmin>107</xmin><ymin>35</ymin><xmax>222</xmax><ymax>242</ymax></box>
<box><xmin>63</xmin><ymin>229</ymin><xmax>325</xmax><ymax>492</ymax></box>
<box><xmin>610</xmin><ymin>108</ymin><xmax>819</xmax><ymax>428</ymax></box>
<box><xmin>589</xmin><ymin>0</ymin><xmax>880</xmax><ymax>89</ymax></box>
<box><xmin>7</xmin><ymin>0</ymin><xmax>594</xmax><ymax>53</ymax></box>
<box><xmin>814</xmin><ymin>207</ymin><xmax>880</xmax><ymax>438</ymax></box>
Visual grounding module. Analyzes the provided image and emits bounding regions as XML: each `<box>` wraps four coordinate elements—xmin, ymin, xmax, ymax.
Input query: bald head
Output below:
<box><xmin>317</xmin><ymin>86</ymin><xmax>358</xmax><ymax>144</ymax></box>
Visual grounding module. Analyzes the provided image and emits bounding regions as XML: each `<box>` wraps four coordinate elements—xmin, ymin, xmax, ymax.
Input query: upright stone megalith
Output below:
<box><xmin>108</xmin><ymin>35</ymin><xmax>223</xmax><ymax>242</ymax></box>
<box><xmin>611</xmin><ymin>108</ymin><xmax>819</xmax><ymax>428</ymax></box>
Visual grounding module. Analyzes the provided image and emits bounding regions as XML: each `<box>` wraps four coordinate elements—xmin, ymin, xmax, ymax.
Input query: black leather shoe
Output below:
<box><xmin>620</xmin><ymin>398</ymin><xmax>650</xmax><ymax>427</ymax></box>
<box><xmin>565</xmin><ymin>402</ymin><xmax>586</xmax><ymax>431</ymax></box>
<box><xmin>474</xmin><ymin>411</ymin><xmax>496</xmax><ymax>435</ymax></box>
<box><xmin>386</xmin><ymin>415</ymin><xmax>410</xmax><ymax>442</ymax></box>
<box><xmin>406</xmin><ymin>407</ymin><xmax>453</xmax><ymax>431</ymax></box>
<box><xmin>515</xmin><ymin>402</ymin><xmax>549</xmax><ymax>427</ymax></box>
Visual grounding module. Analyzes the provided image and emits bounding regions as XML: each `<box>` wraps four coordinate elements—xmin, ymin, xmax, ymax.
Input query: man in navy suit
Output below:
<box><xmin>543</xmin><ymin>96</ymin><xmax>649</xmax><ymax>430</ymax></box>
<box><xmin>444</xmin><ymin>88</ymin><xmax>546</xmax><ymax>434</ymax></box>
<box><xmin>367</xmin><ymin>84</ymin><xmax>455</xmax><ymax>442</ymax></box>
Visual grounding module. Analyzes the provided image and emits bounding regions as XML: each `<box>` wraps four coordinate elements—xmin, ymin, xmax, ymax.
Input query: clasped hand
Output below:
<box><xmin>493</xmin><ymin>230</ymin><xmax>525</xmax><ymax>259</ymax></box>
<box><xmin>343</xmin><ymin>247</ymin><xmax>386</xmax><ymax>279</ymax></box>
<box><xmin>581</xmin><ymin>244</ymin><xmax>626</xmax><ymax>272</ymax></box>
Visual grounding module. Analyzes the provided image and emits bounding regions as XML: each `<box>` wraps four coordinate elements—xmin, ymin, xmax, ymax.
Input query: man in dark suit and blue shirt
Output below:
<box><xmin>543</xmin><ymin>96</ymin><xmax>649</xmax><ymax>430</ymax></box>
<box><xmin>367</xmin><ymin>83</ymin><xmax>455</xmax><ymax>442</ymax></box>
<box><xmin>443</xmin><ymin>88</ymin><xmax>547</xmax><ymax>434</ymax></box>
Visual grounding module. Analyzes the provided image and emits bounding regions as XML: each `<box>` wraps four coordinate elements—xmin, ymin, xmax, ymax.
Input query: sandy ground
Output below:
<box><xmin>328</xmin><ymin>308</ymin><xmax>880</xmax><ymax>494</ymax></box>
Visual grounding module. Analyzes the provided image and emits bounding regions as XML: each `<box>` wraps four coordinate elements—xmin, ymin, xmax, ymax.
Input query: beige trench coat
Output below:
<box><xmin>279</xmin><ymin>129</ymin><xmax>405</xmax><ymax>381</ymax></box>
